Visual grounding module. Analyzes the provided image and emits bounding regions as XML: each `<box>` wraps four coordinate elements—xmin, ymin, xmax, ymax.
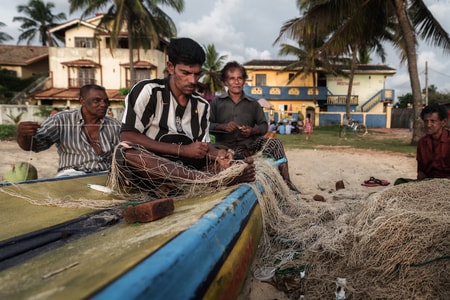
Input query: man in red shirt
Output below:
<box><xmin>416</xmin><ymin>103</ymin><xmax>450</xmax><ymax>180</ymax></box>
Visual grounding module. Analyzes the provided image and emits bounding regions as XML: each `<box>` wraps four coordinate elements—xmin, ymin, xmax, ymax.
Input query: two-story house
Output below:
<box><xmin>32</xmin><ymin>14</ymin><xmax>168</xmax><ymax>111</ymax></box>
<box><xmin>243</xmin><ymin>59</ymin><xmax>396</xmax><ymax>127</ymax></box>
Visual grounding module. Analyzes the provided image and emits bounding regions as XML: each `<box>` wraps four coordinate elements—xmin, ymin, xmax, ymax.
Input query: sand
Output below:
<box><xmin>0</xmin><ymin>130</ymin><xmax>418</xmax><ymax>299</ymax></box>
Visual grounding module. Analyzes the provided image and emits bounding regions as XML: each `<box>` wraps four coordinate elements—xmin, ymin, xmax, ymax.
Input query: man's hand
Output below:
<box><xmin>222</xmin><ymin>121</ymin><xmax>241</xmax><ymax>132</ymax></box>
<box><xmin>18</xmin><ymin>121</ymin><xmax>40</xmax><ymax>137</ymax></box>
<box><xmin>180</xmin><ymin>142</ymin><xmax>209</xmax><ymax>159</ymax></box>
<box><xmin>215</xmin><ymin>149</ymin><xmax>234</xmax><ymax>169</ymax></box>
<box><xmin>239</xmin><ymin>125</ymin><xmax>253</xmax><ymax>138</ymax></box>
<box><xmin>17</xmin><ymin>121</ymin><xmax>41</xmax><ymax>151</ymax></box>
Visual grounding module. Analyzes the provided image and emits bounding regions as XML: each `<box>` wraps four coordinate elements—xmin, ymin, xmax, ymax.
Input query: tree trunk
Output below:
<box><xmin>394</xmin><ymin>0</ymin><xmax>424</xmax><ymax>145</ymax></box>
<box><xmin>128</xmin><ymin>12</ymin><xmax>136</xmax><ymax>87</ymax></box>
<box><xmin>128</xmin><ymin>34</ymin><xmax>135</xmax><ymax>87</ymax></box>
<box><xmin>346</xmin><ymin>45</ymin><xmax>357</xmax><ymax>119</ymax></box>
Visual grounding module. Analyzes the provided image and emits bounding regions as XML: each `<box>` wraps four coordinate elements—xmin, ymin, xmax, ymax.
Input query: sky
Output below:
<box><xmin>2</xmin><ymin>0</ymin><xmax>450</xmax><ymax>100</ymax></box>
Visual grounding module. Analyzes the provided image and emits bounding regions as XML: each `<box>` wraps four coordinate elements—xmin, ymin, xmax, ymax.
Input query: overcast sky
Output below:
<box><xmin>2</xmin><ymin>0</ymin><xmax>450</xmax><ymax>100</ymax></box>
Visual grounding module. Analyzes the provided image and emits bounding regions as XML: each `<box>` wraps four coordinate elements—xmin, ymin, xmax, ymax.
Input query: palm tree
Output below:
<box><xmin>201</xmin><ymin>44</ymin><xmax>227</xmax><ymax>100</ymax></box>
<box><xmin>69</xmin><ymin>0</ymin><xmax>184</xmax><ymax>86</ymax></box>
<box><xmin>275</xmin><ymin>16</ymin><xmax>347</xmax><ymax>105</ymax></box>
<box><xmin>13</xmin><ymin>0</ymin><xmax>66</xmax><ymax>46</ymax></box>
<box><xmin>0</xmin><ymin>22</ymin><xmax>13</xmax><ymax>44</ymax></box>
<box><xmin>276</xmin><ymin>0</ymin><xmax>389</xmax><ymax>119</ymax></box>
<box><xmin>284</xmin><ymin>0</ymin><xmax>450</xmax><ymax>144</ymax></box>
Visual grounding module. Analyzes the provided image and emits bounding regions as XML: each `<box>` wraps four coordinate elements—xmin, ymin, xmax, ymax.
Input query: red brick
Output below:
<box><xmin>123</xmin><ymin>198</ymin><xmax>174</xmax><ymax>223</ymax></box>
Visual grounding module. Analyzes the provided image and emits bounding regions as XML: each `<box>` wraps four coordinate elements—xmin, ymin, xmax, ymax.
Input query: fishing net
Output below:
<box><xmin>108</xmin><ymin>143</ymin><xmax>257</xmax><ymax>201</ymax></box>
<box><xmin>251</xmin><ymin>177</ymin><xmax>450</xmax><ymax>299</ymax></box>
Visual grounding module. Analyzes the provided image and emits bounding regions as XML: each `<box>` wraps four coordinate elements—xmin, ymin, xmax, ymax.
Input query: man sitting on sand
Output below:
<box><xmin>416</xmin><ymin>103</ymin><xmax>450</xmax><ymax>179</ymax></box>
<box><xmin>395</xmin><ymin>103</ymin><xmax>450</xmax><ymax>184</ymax></box>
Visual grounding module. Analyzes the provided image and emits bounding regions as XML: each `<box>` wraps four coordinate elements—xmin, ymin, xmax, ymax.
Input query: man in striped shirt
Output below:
<box><xmin>16</xmin><ymin>84</ymin><xmax>121</xmax><ymax>177</ymax></box>
<box><xmin>115</xmin><ymin>38</ymin><xmax>255</xmax><ymax>197</ymax></box>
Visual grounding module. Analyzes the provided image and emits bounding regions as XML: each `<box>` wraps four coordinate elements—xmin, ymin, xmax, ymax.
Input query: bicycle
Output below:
<box><xmin>339</xmin><ymin>120</ymin><xmax>368</xmax><ymax>137</ymax></box>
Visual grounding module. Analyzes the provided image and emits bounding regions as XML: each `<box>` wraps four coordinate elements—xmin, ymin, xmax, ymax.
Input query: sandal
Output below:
<box><xmin>361</xmin><ymin>176</ymin><xmax>390</xmax><ymax>187</ymax></box>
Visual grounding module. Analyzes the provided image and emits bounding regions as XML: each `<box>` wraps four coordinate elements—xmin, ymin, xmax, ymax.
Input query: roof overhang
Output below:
<box><xmin>61</xmin><ymin>59</ymin><xmax>100</xmax><ymax>67</ymax></box>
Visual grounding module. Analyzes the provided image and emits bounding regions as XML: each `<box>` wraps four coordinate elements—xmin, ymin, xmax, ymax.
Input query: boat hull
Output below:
<box><xmin>0</xmin><ymin>173</ymin><xmax>262</xmax><ymax>300</ymax></box>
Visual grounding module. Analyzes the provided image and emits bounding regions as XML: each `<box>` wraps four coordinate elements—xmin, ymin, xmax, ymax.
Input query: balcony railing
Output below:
<box><xmin>327</xmin><ymin>95</ymin><xmax>359</xmax><ymax>105</ymax></box>
<box><xmin>243</xmin><ymin>85</ymin><xmax>328</xmax><ymax>100</ymax></box>
<box><xmin>68</xmin><ymin>78</ymin><xmax>97</xmax><ymax>88</ymax></box>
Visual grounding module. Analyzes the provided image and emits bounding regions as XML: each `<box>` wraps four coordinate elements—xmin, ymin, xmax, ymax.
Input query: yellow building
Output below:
<box><xmin>243</xmin><ymin>59</ymin><xmax>396</xmax><ymax>127</ymax></box>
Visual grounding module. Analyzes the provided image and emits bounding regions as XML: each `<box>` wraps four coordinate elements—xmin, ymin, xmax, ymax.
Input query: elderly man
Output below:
<box><xmin>210</xmin><ymin>61</ymin><xmax>300</xmax><ymax>193</ymax></box>
<box><xmin>16</xmin><ymin>84</ymin><xmax>121</xmax><ymax>177</ymax></box>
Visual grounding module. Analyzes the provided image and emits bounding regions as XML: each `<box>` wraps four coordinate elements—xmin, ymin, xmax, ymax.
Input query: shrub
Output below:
<box><xmin>0</xmin><ymin>124</ymin><xmax>16</xmax><ymax>140</ymax></box>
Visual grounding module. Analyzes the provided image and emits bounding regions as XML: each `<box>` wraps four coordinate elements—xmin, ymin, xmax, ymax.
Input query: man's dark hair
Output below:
<box><xmin>420</xmin><ymin>103</ymin><xmax>448</xmax><ymax>120</ymax></box>
<box><xmin>168</xmin><ymin>38</ymin><xmax>205</xmax><ymax>66</ymax></box>
<box><xmin>220</xmin><ymin>61</ymin><xmax>248</xmax><ymax>82</ymax></box>
<box><xmin>79</xmin><ymin>84</ymin><xmax>106</xmax><ymax>99</ymax></box>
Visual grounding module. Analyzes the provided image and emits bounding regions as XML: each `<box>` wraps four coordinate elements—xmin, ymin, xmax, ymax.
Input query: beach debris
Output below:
<box><xmin>335</xmin><ymin>180</ymin><xmax>345</xmax><ymax>190</ymax></box>
<box><xmin>254</xmin><ymin>266</ymin><xmax>276</xmax><ymax>281</ymax></box>
<box><xmin>313</xmin><ymin>194</ymin><xmax>326</xmax><ymax>202</ymax></box>
<box><xmin>42</xmin><ymin>262</ymin><xmax>79</xmax><ymax>279</ymax></box>
<box><xmin>87</xmin><ymin>184</ymin><xmax>116</xmax><ymax>194</ymax></box>
<box><xmin>335</xmin><ymin>277</ymin><xmax>346</xmax><ymax>300</ymax></box>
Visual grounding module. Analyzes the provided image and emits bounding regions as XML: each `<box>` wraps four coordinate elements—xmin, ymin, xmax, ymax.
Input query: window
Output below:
<box><xmin>255</xmin><ymin>74</ymin><xmax>266</xmax><ymax>86</ymax></box>
<box><xmin>75</xmin><ymin>37</ymin><xmax>96</xmax><ymax>48</ymax></box>
<box><xmin>288</xmin><ymin>73</ymin><xmax>295</xmax><ymax>81</ymax></box>
<box><xmin>77</xmin><ymin>68</ymin><xmax>96</xmax><ymax>86</ymax></box>
<box><xmin>135</xmin><ymin>69</ymin><xmax>151</xmax><ymax>82</ymax></box>
<box><xmin>106</xmin><ymin>37</ymin><xmax>129</xmax><ymax>49</ymax></box>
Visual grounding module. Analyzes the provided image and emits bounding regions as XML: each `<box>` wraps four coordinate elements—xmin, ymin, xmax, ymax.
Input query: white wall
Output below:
<box><xmin>0</xmin><ymin>105</ymin><xmax>124</xmax><ymax>125</ymax></box>
<box><xmin>327</xmin><ymin>74</ymin><xmax>388</xmax><ymax>104</ymax></box>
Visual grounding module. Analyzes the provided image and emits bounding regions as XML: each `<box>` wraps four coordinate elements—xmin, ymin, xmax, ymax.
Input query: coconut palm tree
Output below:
<box><xmin>282</xmin><ymin>0</ymin><xmax>450</xmax><ymax>144</ymax></box>
<box><xmin>13</xmin><ymin>0</ymin><xmax>66</xmax><ymax>46</ymax></box>
<box><xmin>201</xmin><ymin>44</ymin><xmax>227</xmax><ymax>100</ymax></box>
<box><xmin>69</xmin><ymin>0</ymin><xmax>184</xmax><ymax>86</ymax></box>
<box><xmin>276</xmin><ymin>0</ymin><xmax>389</xmax><ymax>119</ymax></box>
<box><xmin>275</xmin><ymin>17</ymin><xmax>347</xmax><ymax>105</ymax></box>
<box><xmin>0</xmin><ymin>22</ymin><xmax>13</xmax><ymax>44</ymax></box>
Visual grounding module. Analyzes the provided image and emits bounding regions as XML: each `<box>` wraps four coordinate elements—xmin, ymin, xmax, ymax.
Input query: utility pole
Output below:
<box><xmin>425</xmin><ymin>61</ymin><xmax>428</xmax><ymax>106</ymax></box>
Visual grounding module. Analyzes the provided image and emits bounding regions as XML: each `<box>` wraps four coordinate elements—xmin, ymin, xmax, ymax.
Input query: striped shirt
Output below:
<box><xmin>121</xmin><ymin>78</ymin><xmax>210</xmax><ymax>144</ymax></box>
<box><xmin>33</xmin><ymin>109</ymin><xmax>121</xmax><ymax>172</ymax></box>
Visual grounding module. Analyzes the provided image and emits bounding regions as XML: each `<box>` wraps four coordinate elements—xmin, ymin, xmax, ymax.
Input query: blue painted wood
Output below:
<box><xmin>92</xmin><ymin>184</ymin><xmax>258</xmax><ymax>300</ymax></box>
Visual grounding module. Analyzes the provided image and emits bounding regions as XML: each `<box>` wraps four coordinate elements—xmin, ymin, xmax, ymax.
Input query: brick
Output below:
<box><xmin>123</xmin><ymin>198</ymin><xmax>174</xmax><ymax>223</ymax></box>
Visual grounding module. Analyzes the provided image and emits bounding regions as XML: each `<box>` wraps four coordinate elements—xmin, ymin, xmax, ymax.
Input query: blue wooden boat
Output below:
<box><xmin>0</xmin><ymin>172</ymin><xmax>263</xmax><ymax>299</ymax></box>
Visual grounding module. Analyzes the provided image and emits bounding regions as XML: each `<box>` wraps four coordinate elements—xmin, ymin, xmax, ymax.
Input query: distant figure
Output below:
<box><xmin>108</xmin><ymin>108</ymin><xmax>114</xmax><ymax>118</ymax></box>
<box><xmin>278</xmin><ymin>123</ymin><xmax>286</xmax><ymax>135</ymax></box>
<box><xmin>268</xmin><ymin>121</ymin><xmax>277</xmax><ymax>133</ymax></box>
<box><xmin>339</xmin><ymin>115</ymin><xmax>351</xmax><ymax>138</ymax></box>
<box><xmin>285</xmin><ymin>122</ymin><xmax>293</xmax><ymax>135</ymax></box>
<box><xmin>50</xmin><ymin>107</ymin><xmax>59</xmax><ymax>115</ymax></box>
<box><xmin>303</xmin><ymin>113</ymin><xmax>313</xmax><ymax>141</ymax></box>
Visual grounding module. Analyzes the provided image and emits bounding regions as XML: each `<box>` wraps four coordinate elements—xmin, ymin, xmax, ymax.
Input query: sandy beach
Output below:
<box><xmin>0</xmin><ymin>130</ymin><xmax>418</xmax><ymax>298</ymax></box>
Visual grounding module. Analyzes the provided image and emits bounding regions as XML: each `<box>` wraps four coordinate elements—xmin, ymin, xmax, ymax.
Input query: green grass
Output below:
<box><xmin>277</xmin><ymin>125</ymin><xmax>416</xmax><ymax>157</ymax></box>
